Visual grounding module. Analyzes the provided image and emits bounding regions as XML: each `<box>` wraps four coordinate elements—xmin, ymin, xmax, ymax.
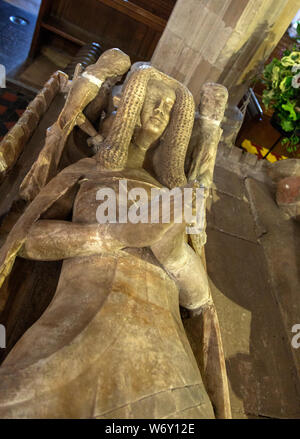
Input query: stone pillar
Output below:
<box><xmin>151</xmin><ymin>0</ymin><xmax>299</xmax><ymax>105</ymax></box>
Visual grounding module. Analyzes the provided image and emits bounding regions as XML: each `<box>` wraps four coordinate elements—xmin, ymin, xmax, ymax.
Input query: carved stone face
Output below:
<box><xmin>140</xmin><ymin>79</ymin><xmax>176</xmax><ymax>141</ymax></box>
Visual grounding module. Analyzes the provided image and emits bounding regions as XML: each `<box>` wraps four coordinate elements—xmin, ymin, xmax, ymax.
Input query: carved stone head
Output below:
<box><xmin>96</xmin><ymin>65</ymin><xmax>195</xmax><ymax>189</ymax></box>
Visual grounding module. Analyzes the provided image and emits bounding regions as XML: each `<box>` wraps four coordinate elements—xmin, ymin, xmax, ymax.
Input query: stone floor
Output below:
<box><xmin>206</xmin><ymin>154</ymin><xmax>300</xmax><ymax>418</ymax></box>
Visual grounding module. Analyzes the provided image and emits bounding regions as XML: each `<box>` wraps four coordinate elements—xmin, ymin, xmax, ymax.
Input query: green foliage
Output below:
<box><xmin>261</xmin><ymin>47</ymin><xmax>300</xmax><ymax>153</ymax></box>
<box><xmin>280</xmin><ymin>119</ymin><xmax>294</xmax><ymax>132</ymax></box>
<box><xmin>281</xmin><ymin>101</ymin><xmax>297</xmax><ymax>120</ymax></box>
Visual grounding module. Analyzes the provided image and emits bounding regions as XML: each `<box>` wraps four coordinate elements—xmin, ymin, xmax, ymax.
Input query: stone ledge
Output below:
<box><xmin>216</xmin><ymin>143</ymin><xmax>272</xmax><ymax>185</ymax></box>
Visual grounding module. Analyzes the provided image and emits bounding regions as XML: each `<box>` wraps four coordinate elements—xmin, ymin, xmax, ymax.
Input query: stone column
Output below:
<box><xmin>152</xmin><ymin>0</ymin><xmax>299</xmax><ymax>105</ymax></box>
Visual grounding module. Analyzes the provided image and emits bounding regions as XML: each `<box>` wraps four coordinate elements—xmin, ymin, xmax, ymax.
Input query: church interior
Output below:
<box><xmin>0</xmin><ymin>0</ymin><xmax>299</xmax><ymax>420</ymax></box>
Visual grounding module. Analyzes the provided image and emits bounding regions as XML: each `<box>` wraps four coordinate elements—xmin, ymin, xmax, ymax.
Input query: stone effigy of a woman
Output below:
<box><xmin>0</xmin><ymin>49</ymin><xmax>230</xmax><ymax>418</ymax></box>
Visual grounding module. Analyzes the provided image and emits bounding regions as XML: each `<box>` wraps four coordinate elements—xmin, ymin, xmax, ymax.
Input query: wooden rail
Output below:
<box><xmin>96</xmin><ymin>0</ymin><xmax>167</xmax><ymax>32</ymax></box>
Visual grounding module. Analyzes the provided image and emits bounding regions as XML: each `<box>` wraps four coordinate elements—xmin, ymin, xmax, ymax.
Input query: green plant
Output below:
<box><xmin>261</xmin><ymin>23</ymin><xmax>300</xmax><ymax>153</ymax></box>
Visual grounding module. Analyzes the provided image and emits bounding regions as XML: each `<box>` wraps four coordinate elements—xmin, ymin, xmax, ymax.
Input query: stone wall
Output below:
<box><xmin>152</xmin><ymin>0</ymin><xmax>299</xmax><ymax>105</ymax></box>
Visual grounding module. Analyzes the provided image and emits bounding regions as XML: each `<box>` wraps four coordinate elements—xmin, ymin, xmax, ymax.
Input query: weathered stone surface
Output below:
<box><xmin>216</xmin><ymin>144</ymin><xmax>271</xmax><ymax>186</ymax></box>
<box><xmin>206</xmin><ymin>227</ymin><xmax>300</xmax><ymax>418</ymax></box>
<box><xmin>205</xmin><ymin>0</ymin><xmax>231</xmax><ymax>16</ymax></box>
<box><xmin>228</xmin><ymin>147</ymin><xmax>243</xmax><ymax>162</ymax></box>
<box><xmin>220</xmin><ymin>105</ymin><xmax>244</xmax><ymax>148</ymax></box>
<box><xmin>204</xmin><ymin>166</ymin><xmax>300</xmax><ymax>418</ymax></box>
<box><xmin>0</xmin><ymin>259</ymin><xmax>61</xmax><ymax>364</ymax></box>
<box><xmin>0</xmin><ymin>62</ymin><xmax>223</xmax><ymax>420</ymax></box>
<box><xmin>277</xmin><ymin>177</ymin><xmax>300</xmax><ymax>205</ymax></box>
<box><xmin>206</xmin><ymin>189</ymin><xmax>257</xmax><ymax>242</ymax></box>
<box><xmin>218</xmin><ymin>143</ymin><xmax>231</xmax><ymax>158</ymax></box>
<box><xmin>212</xmin><ymin>166</ymin><xmax>246</xmax><ymax>200</ymax></box>
<box><xmin>245</xmin><ymin>178</ymin><xmax>300</xmax><ymax>390</ymax></box>
<box><xmin>223</xmin><ymin>0</ymin><xmax>249</xmax><ymax>27</ymax></box>
<box><xmin>0</xmin><ymin>94</ymin><xmax>66</xmax><ymax>218</ymax></box>
<box><xmin>188</xmin><ymin>59</ymin><xmax>222</xmax><ymax>103</ymax></box>
<box><xmin>167</xmin><ymin>0</ymin><xmax>202</xmax><ymax>41</ymax></box>
<box><xmin>268</xmin><ymin>158</ymin><xmax>300</xmax><ymax>183</ymax></box>
<box><xmin>266</xmin><ymin>160</ymin><xmax>300</xmax><ymax>221</ymax></box>
<box><xmin>152</xmin><ymin>0</ymin><xmax>299</xmax><ymax>105</ymax></box>
<box><xmin>151</xmin><ymin>29</ymin><xmax>187</xmax><ymax>83</ymax></box>
<box><xmin>275</xmin><ymin>176</ymin><xmax>300</xmax><ymax>221</ymax></box>
<box><xmin>240</xmin><ymin>152</ymin><xmax>258</xmax><ymax>167</ymax></box>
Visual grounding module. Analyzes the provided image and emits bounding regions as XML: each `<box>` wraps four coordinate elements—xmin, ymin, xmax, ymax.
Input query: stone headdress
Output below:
<box><xmin>96</xmin><ymin>65</ymin><xmax>195</xmax><ymax>189</ymax></box>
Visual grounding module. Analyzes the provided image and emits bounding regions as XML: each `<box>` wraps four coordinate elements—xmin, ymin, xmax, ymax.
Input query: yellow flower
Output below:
<box><xmin>281</xmin><ymin>51</ymin><xmax>300</xmax><ymax>67</ymax></box>
<box><xmin>279</xmin><ymin>77</ymin><xmax>289</xmax><ymax>92</ymax></box>
<box><xmin>272</xmin><ymin>66</ymin><xmax>280</xmax><ymax>87</ymax></box>
<box><xmin>290</xmin><ymin>52</ymin><xmax>300</xmax><ymax>62</ymax></box>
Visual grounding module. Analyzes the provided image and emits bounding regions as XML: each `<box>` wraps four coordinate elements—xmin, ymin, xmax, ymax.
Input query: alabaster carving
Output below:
<box><xmin>20</xmin><ymin>48</ymin><xmax>131</xmax><ymax>203</ymax></box>
<box><xmin>0</xmin><ymin>50</ymin><xmax>230</xmax><ymax>419</ymax></box>
<box><xmin>0</xmin><ymin>71</ymin><xmax>68</xmax><ymax>177</ymax></box>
